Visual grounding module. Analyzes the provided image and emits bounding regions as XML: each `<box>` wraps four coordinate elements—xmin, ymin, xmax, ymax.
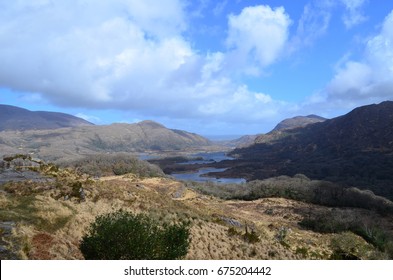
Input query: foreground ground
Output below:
<box><xmin>2</xmin><ymin>169</ymin><xmax>392</xmax><ymax>260</ymax></box>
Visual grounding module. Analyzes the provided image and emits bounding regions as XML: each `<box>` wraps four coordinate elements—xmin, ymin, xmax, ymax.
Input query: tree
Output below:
<box><xmin>80</xmin><ymin>210</ymin><xmax>190</xmax><ymax>260</ymax></box>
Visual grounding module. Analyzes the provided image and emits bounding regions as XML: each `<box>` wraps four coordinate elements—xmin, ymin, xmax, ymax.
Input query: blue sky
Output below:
<box><xmin>1</xmin><ymin>0</ymin><xmax>393</xmax><ymax>136</ymax></box>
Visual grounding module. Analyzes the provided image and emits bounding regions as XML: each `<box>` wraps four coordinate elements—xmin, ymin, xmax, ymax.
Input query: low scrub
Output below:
<box><xmin>299</xmin><ymin>210</ymin><xmax>393</xmax><ymax>259</ymax></box>
<box><xmin>62</xmin><ymin>154</ymin><xmax>164</xmax><ymax>178</ymax></box>
<box><xmin>186</xmin><ymin>175</ymin><xmax>393</xmax><ymax>214</ymax></box>
<box><xmin>80</xmin><ymin>210</ymin><xmax>190</xmax><ymax>260</ymax></box>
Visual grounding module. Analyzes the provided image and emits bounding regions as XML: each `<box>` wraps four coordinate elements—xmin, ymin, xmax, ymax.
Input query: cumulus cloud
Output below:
<box><xmin>226</xmin><ymin>5</ymin><xmax>291</xmax><ymax>70</ymax></box>
<box><xmin>0</xmin><ymin>0</ymin><xmax>188</xmax><ymax>104</ymax></box>
<box><xmin>0</xmin><ymin>0</ymin><xmax>292</xmax><ymax>129</ymax></box>
<box><xmin>309</xmin><ymin>10</ymin><xmax>393</xmax><ymax>110</ymax></box>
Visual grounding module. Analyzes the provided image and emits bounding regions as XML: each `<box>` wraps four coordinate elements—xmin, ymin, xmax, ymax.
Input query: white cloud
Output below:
<box><xmin>326</xmin><ymin>61</ymin><xmax>373</xmax><ymax>100</ymax></box>
<box><xmin>226</xmin><ymin>5</ymin><xmax>291</xmax><ymax>69</ymax></box>
<box><xmin>0</xmin><ymin>0</ymin><xmax>190</xmax><ymax>106</ymax></box>
<box><xmin>340</xmin><ymin>0</ymin><xmax>368</xmax><ymax>28</ymax></box>
<box><xmin>0</xmin><ymin>1</ymin><xmax>294</xmax><ymax>133</ymax></box>
<box><xmin>309</xmin><ymin>10</ymin><xmax>393</xmax><ymax>110</ymax></box>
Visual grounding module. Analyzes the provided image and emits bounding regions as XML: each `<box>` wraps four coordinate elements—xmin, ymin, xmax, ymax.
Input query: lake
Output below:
<box><xmin>170</xmin><ymin>152</ymin><xmax>246</xmax><ymax>184</ymax></box>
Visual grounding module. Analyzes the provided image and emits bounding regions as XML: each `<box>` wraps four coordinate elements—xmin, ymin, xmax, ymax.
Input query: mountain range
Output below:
<box><xmin>2</xmin><ymin>101</ymin><xmax>393</xmax><ymax>260</ymax></box>
<box><xmin>0</xmin><ymin>105</ymin><xmax>212</xmax><ymax>162</ymax></box>
<box><xmin>2</xmin><ymin>102</ymin><xmax>393</xmax><ymax>201</ymax></box>
<box><xmin>225</xmin><ymin>101</ymin><xmax>393</xmax><ymax>200</ymax></box>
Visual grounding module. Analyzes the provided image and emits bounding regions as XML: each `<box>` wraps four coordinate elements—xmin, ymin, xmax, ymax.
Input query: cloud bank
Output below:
<box><xmin>0</xmin><ymin>0</ymin><xmax>392</xmax><ymax>134</ymax></box>
<box><xmin>0</xmin><ymin>1</ymin><xmax>292</xmax><ymax>126</ymax></box>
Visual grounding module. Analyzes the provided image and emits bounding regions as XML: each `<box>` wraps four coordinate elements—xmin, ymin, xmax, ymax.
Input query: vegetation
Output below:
<box><xmin>227</xmin><ymin>226</ymin><xmax>260</xmax><ymax>244</ymax></box>
<box><xmin>80</xmin><ymin>210</ymin><xmax>190</xmax><ymax>260</ymax></box>
<box><xmin>329</xmin><ymin>232</ymin><xmax>372</xmax><ymax>260</ymax></box>
<box><xmin>62</xmin><ymin>153</ymin><xmax>164</xmax><ymax>177</ymax></box>
<box><xmin>299</xmin><ymin>209</ymin><xmax>393</xmax><ymax>259</ymax></box>
<box><xmin>186</xmin><ymin>175</ymin><xmax>393</xmax><ymax>214</ymax></box>
<box><xmin>1</xmin><ymin>154</ymin><xmax>392</xmax><ymax>260</ymax></box>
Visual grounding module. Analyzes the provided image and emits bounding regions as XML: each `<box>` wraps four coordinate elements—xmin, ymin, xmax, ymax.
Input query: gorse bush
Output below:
<box><xmin>80</xmin><ymin>210</ymin><xmax>190</xmax><ymax>260</ymax></box>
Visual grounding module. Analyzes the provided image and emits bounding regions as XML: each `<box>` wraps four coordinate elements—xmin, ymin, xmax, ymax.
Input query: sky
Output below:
<box><xmin>1</xmin><ymin>0</ymin><xmax>393</xmax><ymax>137</ymax></box>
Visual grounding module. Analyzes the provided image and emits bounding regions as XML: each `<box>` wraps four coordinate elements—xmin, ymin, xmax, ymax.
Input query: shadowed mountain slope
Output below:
<box><xmin>228</xmin><ymin>101</ymin><xmax>393</xmax><ymax>199</ymax></box>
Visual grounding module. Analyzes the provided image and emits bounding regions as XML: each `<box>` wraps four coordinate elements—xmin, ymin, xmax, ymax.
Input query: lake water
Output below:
<box><xmin>177</xmin><ymin>151</ymin><xmax>234</xmax><ymax>164</ymax></box>
<box><xmin>138</xmin><ymin>153</ymin><xmax>159</xmax><ymax>160</ymax></box>
<box><xmin>171</xmin><ymin>152</ymin><xmax>246</xmax><ymax>184</ymax></box>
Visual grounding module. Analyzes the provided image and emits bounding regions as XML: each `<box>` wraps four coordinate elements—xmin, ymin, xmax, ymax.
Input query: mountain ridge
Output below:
<box><xmin>270</xmin><ymin>114</ymin><xmax>327</xmax><ymax>133</ymax></box>
<box><xmin>0</xmin><ymin>104</ymin><xmax>94</xmax><ymax>131</ymax></box>
<box><xmin>0</xmin><ymin>122</ymin><xmax>212</xmax><ymax>162</ymax></box>
<box><xmin>226</xmin><ymin>101</ymin><xmax>393</xmax><ymax>200</ymax></box>
<box><xmin>228</xmin><ymin>114</ymin><xmax>327</xmax><ymax>148</ymax></box>
<box><xmin>0</xmin><ymin>106</ymin><xmax>213</xmax><ymax>162</ymax></box>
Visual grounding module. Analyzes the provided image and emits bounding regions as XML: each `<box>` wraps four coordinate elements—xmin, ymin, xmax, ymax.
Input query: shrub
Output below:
<box><xmin>243</xmin><ymin>230</ymin><xmax>260</xmax><ymax>244</ymax></box>
<box><xmin>329</xmin><ymin>232</ymin><xmax>371</xmax><ymax>260</ymax></box>
<box><xmin>80</xmin><ymin>210</ymin><xmax>190</xmax><ymax>260</ymax></box>
<box><xmin>299</xmin><ymin>210</ymin><xmax>393</xmax><ymax>259</ymax></box>
<box><xmin>188</xmin><ymin>175</ymin><xmax>393</xmax><ymax>214</ymax></box>
<box><xmin>63</xmin><ymin>154</ymin><xmax>164</xmax><ymax>178</ymax></box>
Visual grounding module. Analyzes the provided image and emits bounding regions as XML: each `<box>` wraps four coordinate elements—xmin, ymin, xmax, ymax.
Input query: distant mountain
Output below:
<box><xmin>0</xmin><ymin>104</ymin><xmax>93</xmax><ymax>131</ymax></box>
<box><xmin>254</xmin><ymin>114</ymin><xmax>327</xmax><ymax>145</ymax></box>
<box><xmin>227</xmin><ymin>101</ymin><xmax>393</xmax><ymax>200</ymax></box>
<box><xmin>271</xmin><ymin>114</ymin><xmax>327</xmax><ymax>132</ymax></box>
<box><xmin>0</xmin><ymin>119</ymin><xmax>212</xmax><ymax>162</ymax></box>
<box><xmin>229</xmin><ymin>114</ymin><xmax>327</xmax><ymax>148</ymax></box>
<box><xmin>215</xmin><ymin>134</ymin><xmax>259</xmax><ymax>148</ymax></box>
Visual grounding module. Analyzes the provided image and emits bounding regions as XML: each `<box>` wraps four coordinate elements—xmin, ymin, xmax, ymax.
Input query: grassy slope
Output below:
<box><xmin>1</xmin><ymin>163</ymin><xmax>392</xmax><ymax>260</ymax></box>
<box><xmin>0</xmin><ymin>122</ymin><xmax>213</xmax><ymax>162</ymax></box>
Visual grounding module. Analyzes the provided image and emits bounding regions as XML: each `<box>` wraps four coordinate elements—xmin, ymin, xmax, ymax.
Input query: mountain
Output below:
<box><xmin>216</xmin><ymin>134</ymin><xmax>259</xmax><ymax>148</ymax></box>
<box><xmin>0</xmin><ymin>119</ymin><xmax>212</xmax><ymax>162</ymax></box>
<box><xmin>0</xmin><ymin>104</ymin><xmax>93</xmax><ymax>131</ymax></box>
<box><xmin>227</xmin><ymin>101</ymin><xmax>393</xmax><ymax>200</ymax></box>
<box><xmin>228</xmin><ymin>114</ymin><xmax>327</xmax><ymax>148</ymax></box>
<box><xmin>270</xmin><ymin>114</ymin><xmax>327</xmax><ymax>132</ymax></box>
<box><xmin>254</xmin><ymin>114</ymin><xmax>327</xmax><ymax>145</ymax></box>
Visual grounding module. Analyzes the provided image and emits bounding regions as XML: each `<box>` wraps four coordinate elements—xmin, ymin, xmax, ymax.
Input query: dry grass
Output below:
<box><xmin>1</xmin><ymin>170</ymin><xmax>391</xmax><ymax>260</ymax></box>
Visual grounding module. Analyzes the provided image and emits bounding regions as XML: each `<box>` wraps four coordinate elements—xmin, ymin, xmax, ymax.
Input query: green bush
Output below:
<box><xmin>80</xmin><ymin>210</ymin><xmax>190</xmax><ymax>260</ymax></box>
<box><xmin>63</xmin><ymin>154</ymin><xmax>164</xmax><ymax>178</ymax></box>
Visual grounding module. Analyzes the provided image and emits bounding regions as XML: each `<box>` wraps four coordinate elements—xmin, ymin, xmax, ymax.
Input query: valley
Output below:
<box><xmin>1</xmin><ymin>102</ymin><xmax>393</xmax><ymax>260</ymax></box>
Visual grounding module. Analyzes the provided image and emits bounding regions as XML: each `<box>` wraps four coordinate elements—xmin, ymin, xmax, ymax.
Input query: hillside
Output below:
<box><xmin>254</xmin><ymin>114</ymin><xmax>327</xmax><ymax>145</ymax></box>
<box><xmin>227</xmin><ymin>114</ymin><xmax>326</xmax><ymax>148</ymax></box>
<box><xmin>227</xmin><ymin>101</ymin><xmax>393</xmax><ymax>199</ymax></box>
<box><xmin>1</xmin><ymin>155</ymin><xmax>392</xmax><ymax>260</ymax></box>
<box><xmin>0</xmin><ymin>120</ymin><xmax>212</xmax><ymax>162</ymax></box>
<box><xmin>271</xmin><ymin>115</ymin><xmax>326</xmax><ymax>132</ymax></box>
<box><xmin>0</xmin><ymin>104</ymin><xmax>93</xmax><ymax>131</ymax></box>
